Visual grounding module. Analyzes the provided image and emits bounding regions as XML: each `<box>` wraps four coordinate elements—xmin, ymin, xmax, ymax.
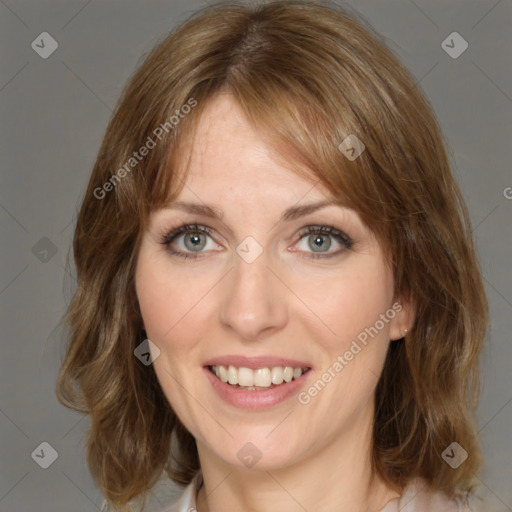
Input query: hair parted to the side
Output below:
<box><xmin>56</xmin><ymin>1</ymin><xmax>488</xmax><ymax>510</ymax></box>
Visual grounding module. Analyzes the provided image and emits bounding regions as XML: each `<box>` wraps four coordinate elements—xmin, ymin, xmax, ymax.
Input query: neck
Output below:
<box><xmin>194</xmin><ymin>402</ymin><xmax>402</xmax><ymax>512</ymax></box>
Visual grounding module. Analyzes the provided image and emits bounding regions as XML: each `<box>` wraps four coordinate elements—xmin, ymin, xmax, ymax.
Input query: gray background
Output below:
<box><xmin>0</xmin><ymin>0</ymin><xmax>511</xmax><ymax>511</ymax></box>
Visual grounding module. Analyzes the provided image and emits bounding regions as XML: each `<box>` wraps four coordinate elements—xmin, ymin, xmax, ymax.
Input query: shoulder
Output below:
<box><xmin>380</xmin><ymin>477</ymin><xmax>477</xmax><ymax>512</ymax></box>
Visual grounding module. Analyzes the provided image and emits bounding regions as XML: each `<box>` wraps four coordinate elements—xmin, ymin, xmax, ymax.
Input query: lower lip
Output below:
<box><xmin>204</xmin><ymin>367</ymin><xmax>310</xmax><ymax>410</ymax></box>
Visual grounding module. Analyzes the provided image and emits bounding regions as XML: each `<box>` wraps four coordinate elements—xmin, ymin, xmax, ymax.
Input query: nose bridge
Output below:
<box><xmin>218</xmin><ymin>241</ymin><xmax>288</xmax><ymax>340</ymax></box>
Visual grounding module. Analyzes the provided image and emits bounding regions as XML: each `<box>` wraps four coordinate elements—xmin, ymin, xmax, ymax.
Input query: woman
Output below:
<box><xmin>56</xmin><ymin>1</ymin><xmax>488</xmax><ymax>511</ymax></box>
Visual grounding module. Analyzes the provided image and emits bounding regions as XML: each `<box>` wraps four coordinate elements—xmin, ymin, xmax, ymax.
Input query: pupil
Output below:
<box><xmin>185</xmin><ymin>233</ymin><xmax>205</xmax><ymax>251</ymax></box>
<box><xmin>310</xmin><ymin>234</ymin><xmax>330</xmax><ymax>252</ymax></box>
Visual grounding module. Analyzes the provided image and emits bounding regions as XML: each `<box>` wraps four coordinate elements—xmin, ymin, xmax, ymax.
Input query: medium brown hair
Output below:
<box><xmin>56</xmin><ymin>1</ymin><xmax>488</xmax><ymax>510</ymax></box>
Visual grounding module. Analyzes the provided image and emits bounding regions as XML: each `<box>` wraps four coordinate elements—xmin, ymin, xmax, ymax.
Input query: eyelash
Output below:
<box><xmin>158</xmin><ymin>223</ymin><xmax>354</xmax><ymax>260</ymax></box>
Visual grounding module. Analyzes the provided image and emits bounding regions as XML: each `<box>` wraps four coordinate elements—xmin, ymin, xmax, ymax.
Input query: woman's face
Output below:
<box><xmin>135</xmin><ymin>93</ymin><xmax>409</xmax><ymax>471</ymax></box>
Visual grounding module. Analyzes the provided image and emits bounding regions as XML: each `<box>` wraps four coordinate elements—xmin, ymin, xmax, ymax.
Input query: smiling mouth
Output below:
<box><xmin>208</xmin><ymin>365</ymin><xmax>311</xmax><ymax>390</ymax></box>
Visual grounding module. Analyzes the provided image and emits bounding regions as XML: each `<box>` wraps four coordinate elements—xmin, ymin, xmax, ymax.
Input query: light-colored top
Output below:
<box><xmin>165</xmin><ymin>471</ymin><xmax>477</xmax><ymax>512</ymax></box>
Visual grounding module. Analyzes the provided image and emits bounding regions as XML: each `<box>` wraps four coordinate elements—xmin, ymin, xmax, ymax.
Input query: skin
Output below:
<box><xmin>135</xmin><ymin>93</ymin><xmax>415</xmax><ymax>512</ymax></box>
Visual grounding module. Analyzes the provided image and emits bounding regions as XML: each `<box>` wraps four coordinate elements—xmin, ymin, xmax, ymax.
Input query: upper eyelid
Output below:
<box><xmin>162</xmin><ymin>223</ymin><xmax>352</xmax><ymax>249</ymax></box>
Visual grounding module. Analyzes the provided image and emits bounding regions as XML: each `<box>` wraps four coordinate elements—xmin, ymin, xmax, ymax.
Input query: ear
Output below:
<box><xmin>388</xmin><ymin>291</ymin><xmax>417</xmax><ymax>341</ymax></box>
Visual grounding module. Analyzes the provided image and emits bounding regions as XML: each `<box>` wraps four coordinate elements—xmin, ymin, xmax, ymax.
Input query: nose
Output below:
<box><xmin>218</xmin><ymin>248</ymin><xmax>289</xmax><ymax>341</ymax></box>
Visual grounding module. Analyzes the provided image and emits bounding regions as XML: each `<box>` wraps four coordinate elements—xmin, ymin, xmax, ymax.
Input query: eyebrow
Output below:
<box><xmin>164</xmin><ymin>199</ymin><xmax>345</xmax><ymax>223</ymax></box>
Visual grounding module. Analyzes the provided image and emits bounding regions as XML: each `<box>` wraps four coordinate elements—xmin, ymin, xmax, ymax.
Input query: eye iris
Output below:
<box><xmin>184</xmin><ymin>232</ymin><xmax>206</xmax><ymax>251</ymax></box>
<box><xmin>309</xmin><ymin>234</ymin><xmax>331</xmax><ymax>252</ymax></box>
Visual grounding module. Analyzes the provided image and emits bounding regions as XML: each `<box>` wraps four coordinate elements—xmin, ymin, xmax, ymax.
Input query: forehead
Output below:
<box><xmin>175</xmin><ymin>93</ymin><xmax>331</xmax><ymax>204</ymax></box>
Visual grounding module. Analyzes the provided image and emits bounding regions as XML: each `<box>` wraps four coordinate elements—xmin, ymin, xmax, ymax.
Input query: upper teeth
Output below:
<box><xmin>211</xmin><ymin>365</ymin><xmax>306</xmax><ymax>388</ymax></box>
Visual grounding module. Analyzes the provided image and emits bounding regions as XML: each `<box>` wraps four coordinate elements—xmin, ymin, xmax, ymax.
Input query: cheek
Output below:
<box><xmin>295</xmin><ymin>262</ymin><xmax>394</xmax><ymax>431</ymax></box>
<box><xmin>292</xmin><ymin>257</ymin><xmax>394</xmax><ymax>350</ymax></box>
<box><xmin>136</xmin><ymin>271</ymin><xmax>174</xmax><ymax>340</ymax></box>
<box><xmin>135</xmin><ymin>252</ymin><xmax>188</xmax><ymax>345</ymax></box>
<box><xmin>135</xmin><ymin>250</ymin><xmax>219</xmax><ymax>351</ymax></box>
<box><xmin>135</xmin><ymin>250</ymin><xmax>206</xmax><ymax>417</ymax></box>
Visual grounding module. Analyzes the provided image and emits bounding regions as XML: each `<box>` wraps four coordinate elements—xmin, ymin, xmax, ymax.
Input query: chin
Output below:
<box><xmin>202</xmin><ymin>428</ymin><xmax>305</xmax><ymax>472</ymax></box>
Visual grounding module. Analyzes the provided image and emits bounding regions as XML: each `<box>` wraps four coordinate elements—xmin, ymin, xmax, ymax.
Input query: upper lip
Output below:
<box><xmin>204</xmin><ymin>355</ymin><xmax>312</xmax><ymax>370</ymax></box>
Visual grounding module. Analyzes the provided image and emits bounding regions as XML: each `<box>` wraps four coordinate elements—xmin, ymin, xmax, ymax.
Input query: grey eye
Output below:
<box><xmin>184</xmin><ymin>232</ymin><xmax>207</xmax><ymax>251</ymax></box>
<box><xmin>308</xmin><ymin>234</ymin><xmax>332</xmax><ymax>252</ymax></box>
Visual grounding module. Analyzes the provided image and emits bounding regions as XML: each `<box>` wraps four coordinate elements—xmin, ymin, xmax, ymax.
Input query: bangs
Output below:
<box><xmin>150</xmin><ymin>79</ymin><xmax>366</xmax><ymax>226</ymax></box>
<box><xmin>147</xmin><ymin>74</ymin><xmax>401</xmax><ymax>271</ymax></box>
